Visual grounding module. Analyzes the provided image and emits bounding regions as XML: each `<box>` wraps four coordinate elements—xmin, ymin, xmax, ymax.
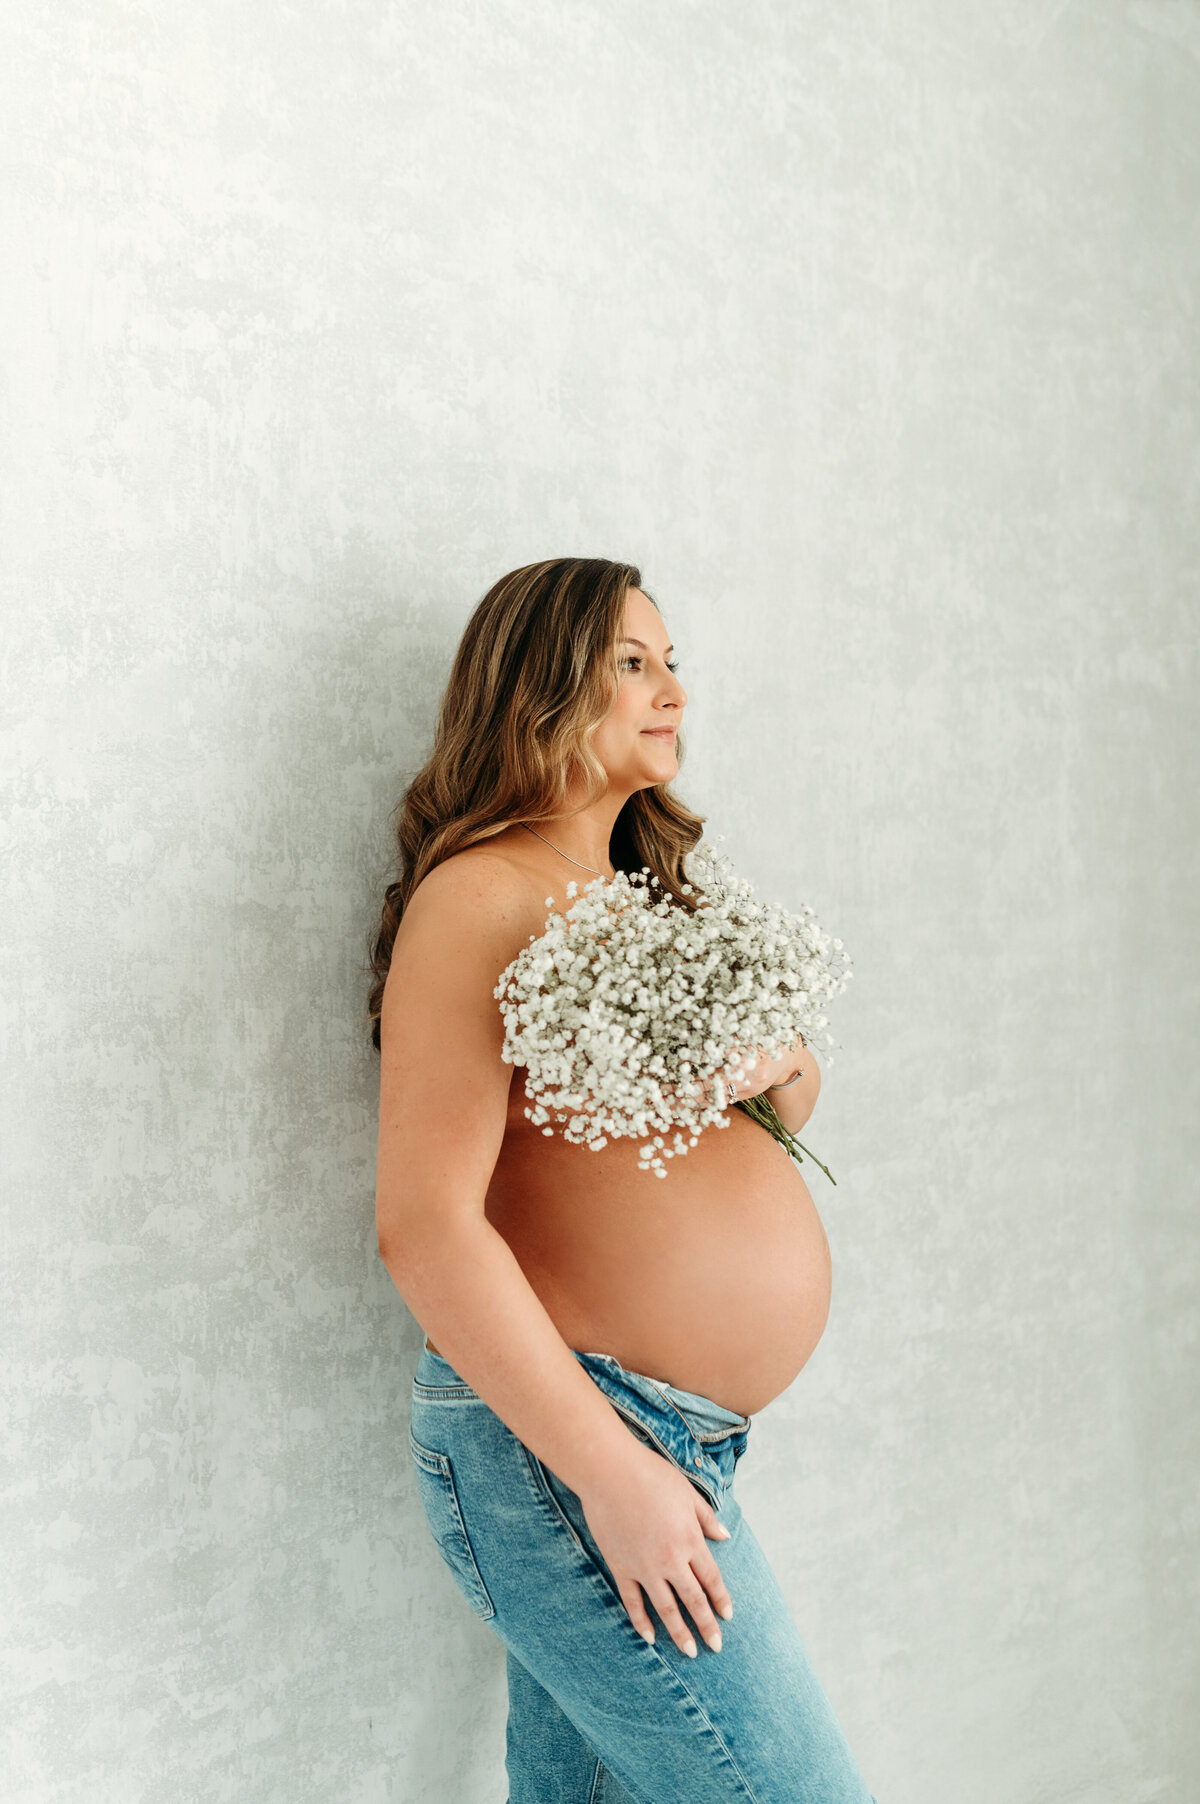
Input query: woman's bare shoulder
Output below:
<box><xmin>402</xmin><ymin>839</ymin><xmax>545</xmax><ymax>945</ymax></box>
<box><xmin>382</xmin><ymin>844</ymin><xmax>549</xmax><ymax>1040</ymax></box>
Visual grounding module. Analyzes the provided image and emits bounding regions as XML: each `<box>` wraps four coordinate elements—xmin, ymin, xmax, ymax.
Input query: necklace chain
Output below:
<box><xmin>522</xmin><ymin>822</ymin><xmax>610</xmax><ymax>877</ymax></box>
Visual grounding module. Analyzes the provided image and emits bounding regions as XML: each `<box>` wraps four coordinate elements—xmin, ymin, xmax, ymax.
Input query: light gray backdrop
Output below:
<box><xmin>3</xmin><ymin>3</ymin><xmax>1197</xmax><ymax>1801</ymax></box>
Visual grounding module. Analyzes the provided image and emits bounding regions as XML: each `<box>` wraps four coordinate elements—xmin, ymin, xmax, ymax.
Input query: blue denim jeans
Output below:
<box><xmin>409</xmin><ymin>1340</ymin><xmax>878</xmax><ymax>1803</ymax></box>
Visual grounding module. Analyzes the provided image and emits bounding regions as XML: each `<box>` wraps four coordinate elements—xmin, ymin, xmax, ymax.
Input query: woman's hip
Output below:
<box><xmin>408</xmin><ymin>1337</ymin><xmax>751</xmax><ymax>1634</ymax></box>
<box><xmin>407</xmin><ymin>1344</ymin><xmax>875</xmax><ymax>1803</ymax></box>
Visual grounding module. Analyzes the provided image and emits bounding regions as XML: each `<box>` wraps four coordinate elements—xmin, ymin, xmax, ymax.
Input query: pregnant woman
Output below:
<box><xmin>368</xmin><ymin>557</ymin><xmax>877</xmax><ymax>1803</ymax></box>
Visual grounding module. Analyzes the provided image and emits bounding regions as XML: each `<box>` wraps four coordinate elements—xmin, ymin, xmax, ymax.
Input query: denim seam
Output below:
<box><xmin>519</xmin><ymin>1444</ymin><xmax>589</xmax><ymax>1561</ymax></box>
<box><xmin>618</xmin><ymin>1617</ymin><xmax>766</xmax><ymax>1804</ymax></box>
<box><xmin>407</xmin><ymin>1425</ymin><xmax>497</xmax><ymax>1621</ymax></box>
<box><xmin>638</xmin><ymin>1662</ymin><xmax>765</xmax><ymax>1804</ymax></box>
<box><xmin>412</xmin><ymin>1380</ymin><xmax>487</xmax><ymax>1401</ymax></box>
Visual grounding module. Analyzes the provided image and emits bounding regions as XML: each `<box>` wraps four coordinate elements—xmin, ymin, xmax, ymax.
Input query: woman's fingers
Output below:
<box><xmin>619</xmin><ymin>1566</ymin><xmax>730</xmax><ymax>1658</ymax></box>
<box><xmin>646</xmin><ymin>1576</ymin><xmax>703</xmax><ymax>1658</ymax></box>
<box><xmin>698</xmin><ymin>1497</ymin><xmax>731</xmax><ymax>1543</ymax></box>
<box><xmin>672</xmin><ymin>1565</ymin><xmax>726</xmax><ymax>1653</ymax></box>
<box><xmin>639</xmin><ymin>1534</ymin><xmax>733</xmax><ymax>1658</ymax></box>
<box><xmin>693</xmin><ymin>1537</ymin><xmax>735</xmax><ymax>1622</ymax></box>
<box><xmin>618</xmin><ymin>1577</ymin><xmax>657</xmax><ymax>1646</ymax></box>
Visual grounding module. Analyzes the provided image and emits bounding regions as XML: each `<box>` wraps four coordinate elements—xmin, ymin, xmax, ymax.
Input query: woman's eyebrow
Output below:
<box><xmin>622</xmin><ymin>636</ymin><xmax>675</xmax><ymax>656</ymax></box>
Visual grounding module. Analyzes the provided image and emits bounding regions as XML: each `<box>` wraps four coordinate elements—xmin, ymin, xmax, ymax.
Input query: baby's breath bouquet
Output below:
<box><xmin>494</xmin><ymin>838</ymin><xmax>853</xmax><ymax>1180</ymax></box>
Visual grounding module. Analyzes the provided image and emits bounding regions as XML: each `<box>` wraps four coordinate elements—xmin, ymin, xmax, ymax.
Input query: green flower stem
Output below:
<box><xmin>734</xmin><ymin>1094</ymin><xmax>837</xmax><ymax>1187</ymax></box>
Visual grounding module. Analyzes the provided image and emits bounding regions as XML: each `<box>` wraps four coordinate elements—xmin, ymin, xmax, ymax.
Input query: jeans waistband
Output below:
<box><xmin>414</xmin><ymin>1342</ymin><xmax>751</xmax><ymax>1513</ymax></box>
<box><xmin>571</xmin><ymin>1350</ymin><xmax>750</xmax><ymax>1440</ymax></box>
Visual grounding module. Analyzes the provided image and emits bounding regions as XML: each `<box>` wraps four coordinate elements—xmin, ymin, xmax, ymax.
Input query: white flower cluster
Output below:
<box><xmin>493</xmin><ymin>838</ymin><xmax>853</xmax><ymax>1177</ymax></box>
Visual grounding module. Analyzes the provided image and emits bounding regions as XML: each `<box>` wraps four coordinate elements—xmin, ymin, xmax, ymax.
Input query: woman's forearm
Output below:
<box><xmin>379</xmin><ymin>1212</ymin><xmax>638</xmax><ymax>1497</ymax></box>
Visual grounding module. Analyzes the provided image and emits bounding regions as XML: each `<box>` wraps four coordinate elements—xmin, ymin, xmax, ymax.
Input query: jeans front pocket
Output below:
<box><xmin>408</xmin><ymin>1425</ymin><xmax>496</xmax><ymax>1621</ymax></box>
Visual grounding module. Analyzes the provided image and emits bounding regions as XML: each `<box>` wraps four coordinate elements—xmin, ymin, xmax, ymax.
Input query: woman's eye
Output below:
<box><xmin>619</xmin><ymin>656</ymin><xmax>682</xmax><ymax>674</ymax></box>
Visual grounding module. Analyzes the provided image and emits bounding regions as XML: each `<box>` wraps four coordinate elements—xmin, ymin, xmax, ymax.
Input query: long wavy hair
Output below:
<box><xmin>365</xmin><ymin>557</ymin><xmax>705</xmax><ymax>1052</ymax></box>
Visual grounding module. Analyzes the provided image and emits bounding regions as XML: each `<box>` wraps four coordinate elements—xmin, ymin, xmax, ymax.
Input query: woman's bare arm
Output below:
<box><xmin>376</xmin><ymin>852</ymin><xmax>633</xmax><ymax>1494</ymax></box>
<box><xmin>375</xmin><ymin>850</ymin><xmax>735</xmax><ymax>1655</ymax></box>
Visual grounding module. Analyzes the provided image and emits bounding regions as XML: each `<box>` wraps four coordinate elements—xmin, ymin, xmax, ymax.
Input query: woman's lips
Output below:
<box><xmin>641</xmin><ymin>728</ymin><xmax>677</xmax><ymax>738</ymax></box>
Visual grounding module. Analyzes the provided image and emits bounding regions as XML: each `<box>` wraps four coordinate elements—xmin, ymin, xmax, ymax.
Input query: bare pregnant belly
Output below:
<box><xmin>481</xmin><ymin>1097</ymin><xmax>833</xmax><ymax>1418</ymax></box>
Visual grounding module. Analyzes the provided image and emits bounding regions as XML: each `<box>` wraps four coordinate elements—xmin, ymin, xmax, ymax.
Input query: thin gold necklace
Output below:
<box><xmin>522</xmin><ymin>822</ymin><xmax>611</xmax><ymax>877</ymax></box>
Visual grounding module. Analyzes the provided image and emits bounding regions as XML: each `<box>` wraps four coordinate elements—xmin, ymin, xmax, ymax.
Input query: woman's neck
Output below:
<box><xmin>526</xmin><ymin>795</ymin><xmax>627</xmax><ymax>877</ymax></box>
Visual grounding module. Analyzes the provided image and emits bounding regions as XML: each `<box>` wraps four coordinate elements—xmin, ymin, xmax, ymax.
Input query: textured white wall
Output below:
<box><xmin>3</xmin><ymin>2</ymin><xmax>1197</xmax><ymax>1800</ymax></box>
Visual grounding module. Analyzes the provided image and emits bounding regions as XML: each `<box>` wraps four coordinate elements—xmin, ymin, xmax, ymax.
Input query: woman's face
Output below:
<box><xmin>589</xmin><ymin>587</ymin><xmax>687</xmax><ymax>792</ymax></box>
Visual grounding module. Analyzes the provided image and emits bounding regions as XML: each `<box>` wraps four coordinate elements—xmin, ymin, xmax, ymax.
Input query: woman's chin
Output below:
<box><xmin>638</xmin><ymin>755</ymin><xmax>678</xmax><ymax>785</ymax></box>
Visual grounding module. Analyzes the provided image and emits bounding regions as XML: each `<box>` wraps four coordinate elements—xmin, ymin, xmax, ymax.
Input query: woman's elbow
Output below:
<box><xmin>376</xmin><ymin>1184</ymin><xmax>485</xmax><ymax>1264</ymax></box>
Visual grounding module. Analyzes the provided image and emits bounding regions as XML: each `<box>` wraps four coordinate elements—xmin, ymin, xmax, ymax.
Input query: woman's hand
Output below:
<box><xmin>577</xmin><ymin>1441</ymin><xmax>734</xmax><ymax>1657</ymax></box>
<box><xmin>717</xmin><ymin>1035</ymin><xmax>807</xmax><ymax>1102</ymax></box>
<box><xmin>557</xmin><ymin>1035</ymin><xmax>807</xmax><ymax>1124</ymax></box>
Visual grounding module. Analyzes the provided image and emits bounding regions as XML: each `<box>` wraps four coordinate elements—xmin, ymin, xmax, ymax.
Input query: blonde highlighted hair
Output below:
<box><xmin>365</xmin><ymin>557</ymin><xmax>704</xmax><ymax>1052</ymax></box>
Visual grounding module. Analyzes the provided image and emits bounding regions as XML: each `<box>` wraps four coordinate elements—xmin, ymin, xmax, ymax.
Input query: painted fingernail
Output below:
<box><xmin>684</xmin><ymin>1639</ymin><xmax>697</xmax><ymax>1658</ymax></box>
<box><xmin>719</xmin><ymin>1602</ymin><xmax>733</xmax><ymax>1619</ymax></box>
<box><xmin>709</xmin><ymin>1630</ymin><xmax>722</xmax><ymax>1652</ymax></box>
<box><xmin>640</xmin><ymin>1628</ymin><xmax>655</xmax><ymax>1644</ymax></box>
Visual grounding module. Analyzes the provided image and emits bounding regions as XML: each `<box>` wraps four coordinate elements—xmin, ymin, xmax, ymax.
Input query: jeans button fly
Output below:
<box><xmin>693</xmin><ymin>1454</ymin><xmax>703</xmax><ymax>1466</ymax></box>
